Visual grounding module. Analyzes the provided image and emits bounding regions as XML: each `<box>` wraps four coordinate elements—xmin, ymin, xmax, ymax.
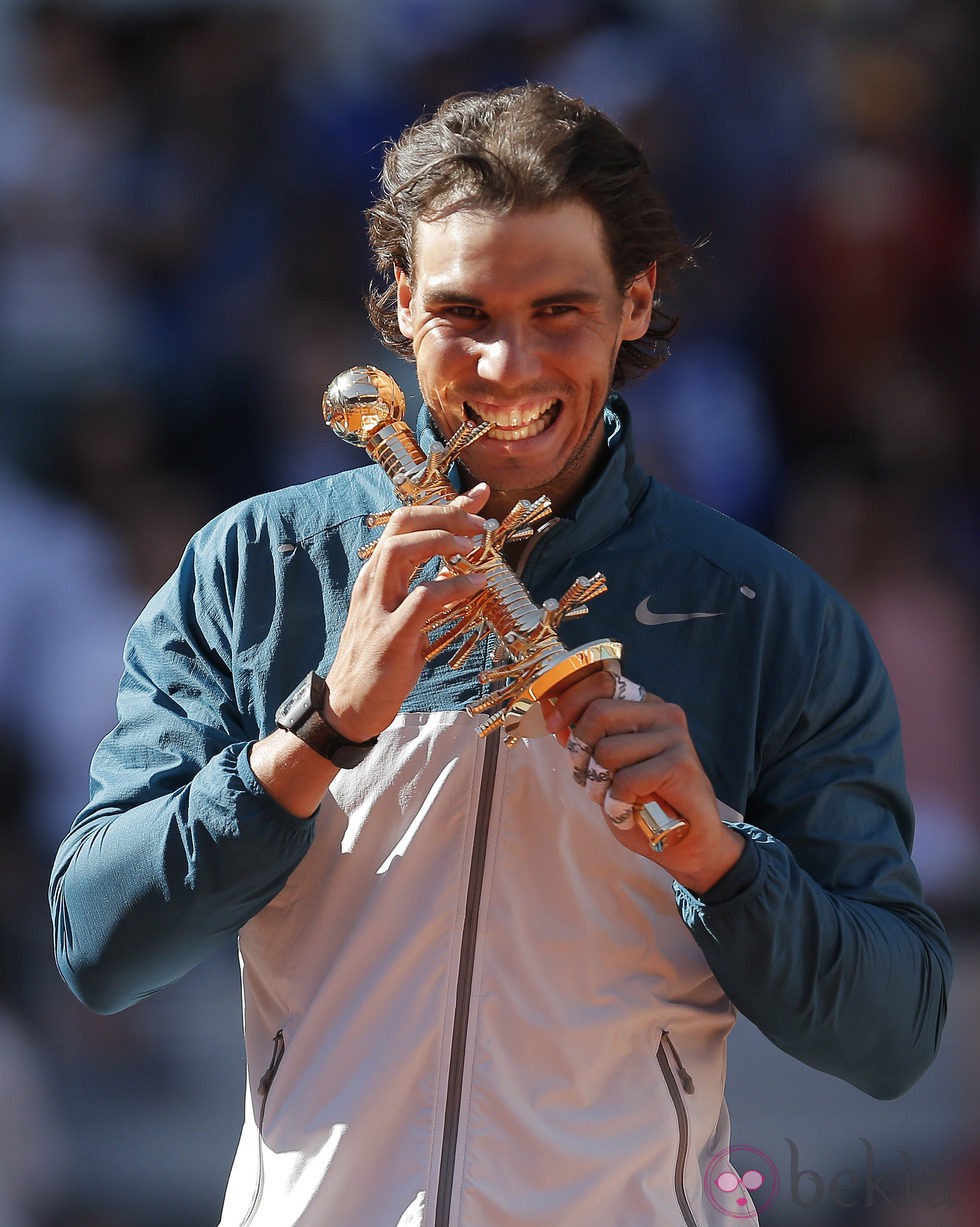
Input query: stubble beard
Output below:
<box><xmin>456</xmin><ymin>400</ymin><xmax>610</xmax><ymax>521</ymax></box>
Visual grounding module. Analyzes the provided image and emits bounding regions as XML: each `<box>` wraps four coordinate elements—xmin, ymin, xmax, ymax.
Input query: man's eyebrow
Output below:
<box><xmin>421</xmin><ymin>287</ymin><xmax>603</xmax><ymax>308</ymax></box>
<box><xmin>531</xmin><ymin>290</ymin><xmax>603</xmax><ymax>308</ymax></box>
<box><xmin>421</xmin><ymin>288</ymin><xmax>483</xmax><ymax>308</ymax></box>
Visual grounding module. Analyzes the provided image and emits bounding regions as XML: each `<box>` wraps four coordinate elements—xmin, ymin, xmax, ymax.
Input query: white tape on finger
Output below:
<box><xmin>565</xmin><ymin>673</ymin><xmax>644</xmax><ymax>831</ymax></box>
<box><xmin>604</xmin><ymin>794</ymin><xmax>636</xmax><ymax>830</ymax></box>
<box><xmin>612</xmin><ymin>675</ymin><xmax>645</xmax><ymax>703</ymax></box>
<box><xmin>585</xmin><ymin>758</ymin><xmax>613</xmax><ymax>806</ymax></box>
<box><xmin>566</xmin><ymin>733</ymin><xmax>593</xmax><ymax>788</ymax></box>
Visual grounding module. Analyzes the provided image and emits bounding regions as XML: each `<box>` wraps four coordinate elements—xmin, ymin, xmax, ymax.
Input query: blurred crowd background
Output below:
<box><xmin>0</xmin><ymin>0</ymin><xmax>977</xmax><ymax>1223</ymax></box>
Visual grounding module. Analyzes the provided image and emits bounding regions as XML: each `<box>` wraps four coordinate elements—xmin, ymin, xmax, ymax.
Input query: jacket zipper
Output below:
<box><xmin>433</xmin><ymin>728</ymin><xmax>501</xmax><ymax>1227</ymax></box>
<box><xmin>432</xmin><ymin>531</ymin><xmax>550</xmax><ymax>1226</ymax></box>
<box><xmin>656</xmin><ymin>1029</ymin><xmax>699</xmax><ymax>1227</ymax></box>
<box><xmin>241</xmin><ymin>1029</ymin><xmax>286</xmax><ymax>1227</ymax></box>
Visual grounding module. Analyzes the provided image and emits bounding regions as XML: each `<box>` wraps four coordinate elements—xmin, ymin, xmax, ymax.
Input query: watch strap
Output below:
<box><xmin>275</xmin><ymin>672</ymin><xmax>378</xmax><ymax>768</ymax></box>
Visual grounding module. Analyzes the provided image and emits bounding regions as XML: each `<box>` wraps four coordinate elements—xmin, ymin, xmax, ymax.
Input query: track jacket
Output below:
<box><xmin>50</xmin><ymin>399</ymin><xmax>951</xmax><ymax>1227</ymax></box>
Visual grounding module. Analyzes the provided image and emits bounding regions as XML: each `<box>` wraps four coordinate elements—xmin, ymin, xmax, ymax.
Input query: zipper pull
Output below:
<box><xmin>259</xmin><ymin>1029</ymin><xmax>285</xmax><ymax>1097</ymax></box>
<box><xmin>662</xmin><ymin>1030</ymin><xmax>695</xmax><ymax>1094</ymax></box>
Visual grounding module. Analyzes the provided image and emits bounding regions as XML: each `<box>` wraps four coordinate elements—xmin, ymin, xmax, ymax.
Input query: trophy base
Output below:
<box><xmin>500</xmin><ymin>639</ymin><xmax>623</xmax><ymax>741</ymax></box>
<box><xmin>633</xmin><ymin>802</ymin><xmax>688</xmax><ymax>853</ymax></box>
<box><xmin>500</xmin><ymin>638</ymin><xmax>689</xmax><ymax>854</ymax></box>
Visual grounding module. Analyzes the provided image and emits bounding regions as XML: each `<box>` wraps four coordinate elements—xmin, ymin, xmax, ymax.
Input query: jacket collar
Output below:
<box><xmin>415</xmin><ymin>394</ymin><xmax>650</xmax><ymax>564</ymax></box>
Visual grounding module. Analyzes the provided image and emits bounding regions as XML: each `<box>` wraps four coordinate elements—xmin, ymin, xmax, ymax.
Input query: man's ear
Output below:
<box><xmin>621</xmin><ymin>263</ymin><xmax>657</xmax><ymax>342</ymax></box>
<box><xmin>395</xmin><ymin>267</ymin><xmax>414</xmax><ymax>340</ymax></box>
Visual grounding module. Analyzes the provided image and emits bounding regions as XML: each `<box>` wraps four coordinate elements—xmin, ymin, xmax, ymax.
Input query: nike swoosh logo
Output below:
<box><xmin>635</xmin><ymin>600</ymin><xmax>726</xmax><ymax>626</ymax></box>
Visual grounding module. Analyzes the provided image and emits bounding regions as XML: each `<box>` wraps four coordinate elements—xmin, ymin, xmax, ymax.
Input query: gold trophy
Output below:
<box><xmin>322</xmin><ymin>366</ymin><xmax>687</xmax><ymax>852</ymax></box>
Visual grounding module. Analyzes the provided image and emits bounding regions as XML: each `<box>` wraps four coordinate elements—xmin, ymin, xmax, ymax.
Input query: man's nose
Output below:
<box><xmin>475</xmin><ymin>327</ymin><xmax>542</xmax><ymax>387</ymax></box>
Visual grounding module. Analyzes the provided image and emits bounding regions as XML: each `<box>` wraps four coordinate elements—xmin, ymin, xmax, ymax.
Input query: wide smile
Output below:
<box><xmin>463</xmin><ymin>399</ymin><xmax>561</xmax><ymax>442</ymax></box>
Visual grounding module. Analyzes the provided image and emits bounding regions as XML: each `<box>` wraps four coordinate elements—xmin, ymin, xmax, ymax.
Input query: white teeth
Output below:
<box><xmin>490</xmin><ymin>416</ymin><xmax>548</xmax><ymax>441</ymax></box>
<box><xmin>465</xmin><ymin>400</ymin><xmax>558</xmax><ymax>440</ymax></box>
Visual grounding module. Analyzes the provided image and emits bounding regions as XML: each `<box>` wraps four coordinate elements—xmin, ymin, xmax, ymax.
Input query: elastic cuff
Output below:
<box><xmin>237</xmin><ymin>743</ymin><xmax>320</xmax><ymax>828</ymax></box>
<box><xmin>696</xmin><ymin>835</ymin><xmax>761</xmax><ymax>905</ymax></box>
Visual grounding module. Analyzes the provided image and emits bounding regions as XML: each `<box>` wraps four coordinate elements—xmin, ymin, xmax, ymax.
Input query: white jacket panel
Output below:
<box><xmin>220</xmin><ymin>711</ymin><xmax>751</xmax><ymax>1226</ymax></box>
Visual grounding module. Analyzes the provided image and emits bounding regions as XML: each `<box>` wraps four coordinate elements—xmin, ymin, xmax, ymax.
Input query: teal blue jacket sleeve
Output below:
<box><xmin>675</xmin><ymin>600</ymin><xmax>952</xmax><ymax>1100</ymax></box>
<box><xmin>49</xmin><ymin>529</ymin><xmax>315</xmax><ymax>1014</ymax></box>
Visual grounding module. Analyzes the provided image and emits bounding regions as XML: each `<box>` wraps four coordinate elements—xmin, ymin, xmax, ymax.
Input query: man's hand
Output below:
<box><xmin>544</xmin><ymin>670</ymin><xmax>744</xmax><ymax>895</ymax></box>
<box><xmin>250</xmin><ymin>485</ymin><xmax>489</xmax><ymax>817</ymax></box>
<box><xmin>323</xmin><ymin>485</ymin><xmax>490</xmax><ymax>740</ymax></box>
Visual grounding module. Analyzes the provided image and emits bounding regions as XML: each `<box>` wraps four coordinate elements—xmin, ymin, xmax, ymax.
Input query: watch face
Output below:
<box><xmin>276</xmin><ymin>674</ymin><xmax>315</xmax><ymax>730</ymax></box>
<box><xmin>280</xmin><ymin>679</ymin><xmax>310</xmax><ymax>726</ymax></box>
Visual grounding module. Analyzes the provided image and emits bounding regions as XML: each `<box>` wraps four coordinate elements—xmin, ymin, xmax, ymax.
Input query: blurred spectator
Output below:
<box><xmin>0</xmin><ymin>658</ymin><xmax>69</xmax><ymax>1227</ymax></box>
<box><xmin>0</xmin><ymin>1006</ymin><xmax>68</xmax><ymax>1227</ymax></box>
<box><xmin>262</xmin><ymin>299</ymin><xmax>383</xmax><ymax>489</ymax></box>
<box><xmin>780</xmin><ymin>462</ymin><xmax>980</xmax><ymax>917</ymax></box>
<box><xmin>629</xmin><ymin>332</ymin><xmax>781</xmax><ymax>529</ymax></box>
<box><xmin>0</xmin><ymin>461</ymin><xmax>136</xmax><ymax>855</ymax></box>
<box><xmin>767</xmin><ymin>26</ymin><xmax>975</xmax><ymax>464</ymax></box>
<box><xmin>0</xmin><ymin>5</ymin><xmax>136</xmax><ymax>475</ymax></box>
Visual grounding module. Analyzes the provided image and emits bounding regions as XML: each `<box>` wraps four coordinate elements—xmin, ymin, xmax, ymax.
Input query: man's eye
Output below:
<box><xmin>444</xmin><ymin>305</ymin><xmax>482</xmax><ymax>320</ymax></box>
<box><xmin>539</xmin><ymin>304</ymin><xmax>576</xmax><ymax>317</ymax></box>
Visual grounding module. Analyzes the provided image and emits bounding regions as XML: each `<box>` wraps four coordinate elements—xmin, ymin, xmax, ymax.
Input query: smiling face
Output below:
<box><xmin>395</xmin><ymin>200</ymin><xmax>656</xmax><ymax>518</ymax></box>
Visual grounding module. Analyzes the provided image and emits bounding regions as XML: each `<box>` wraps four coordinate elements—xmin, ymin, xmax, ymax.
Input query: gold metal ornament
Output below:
<box><xmin>322</xmin><ymin>365</ymin><xmax>687</xmax><ymax>852</ymax></box>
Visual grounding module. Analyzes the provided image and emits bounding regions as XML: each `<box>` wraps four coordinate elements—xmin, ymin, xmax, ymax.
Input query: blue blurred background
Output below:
<box><xmin>0</xmin><ymin>1</ymin><xmax>977</xmax><ymax>1223</ymax></box>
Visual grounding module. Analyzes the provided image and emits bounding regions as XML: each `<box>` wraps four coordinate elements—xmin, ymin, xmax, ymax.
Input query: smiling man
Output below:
<box><xmin>50</xmin><ymin>86</ymin><xmax>951</xmax><ymax>1227</ymax></box>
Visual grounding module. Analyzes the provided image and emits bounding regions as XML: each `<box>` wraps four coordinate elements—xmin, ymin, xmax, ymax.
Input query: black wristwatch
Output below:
<box><xmin>274</xmin><ymin>671</ymin><xmax>377</xmax><ymax>768</ymax></box>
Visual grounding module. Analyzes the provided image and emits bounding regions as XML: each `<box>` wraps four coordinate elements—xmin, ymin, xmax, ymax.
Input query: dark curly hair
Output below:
<box><xmin>365</xmin><ymin>84</ymin><xmax>695</xmax><ymax>386</ymax></box>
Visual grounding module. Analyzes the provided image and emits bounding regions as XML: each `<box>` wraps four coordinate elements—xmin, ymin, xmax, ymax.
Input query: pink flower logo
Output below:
<box><xmin>704</xmin><ymin>1146</ymin><xmax>780</xmax><ymax>1218</ymax></box>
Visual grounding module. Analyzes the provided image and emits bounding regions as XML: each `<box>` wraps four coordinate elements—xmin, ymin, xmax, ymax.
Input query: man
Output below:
<box><xmin>50</xmin><ymin>85</ymin><xmax>951</xmax><ymax>1226</ymax></box>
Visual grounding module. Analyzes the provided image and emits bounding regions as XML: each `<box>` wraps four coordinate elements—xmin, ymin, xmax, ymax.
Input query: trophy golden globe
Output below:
<box><xmin>322</xmin><ymin>366</ymin><xmax>687</xmax><ymax>852</ymax></box>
